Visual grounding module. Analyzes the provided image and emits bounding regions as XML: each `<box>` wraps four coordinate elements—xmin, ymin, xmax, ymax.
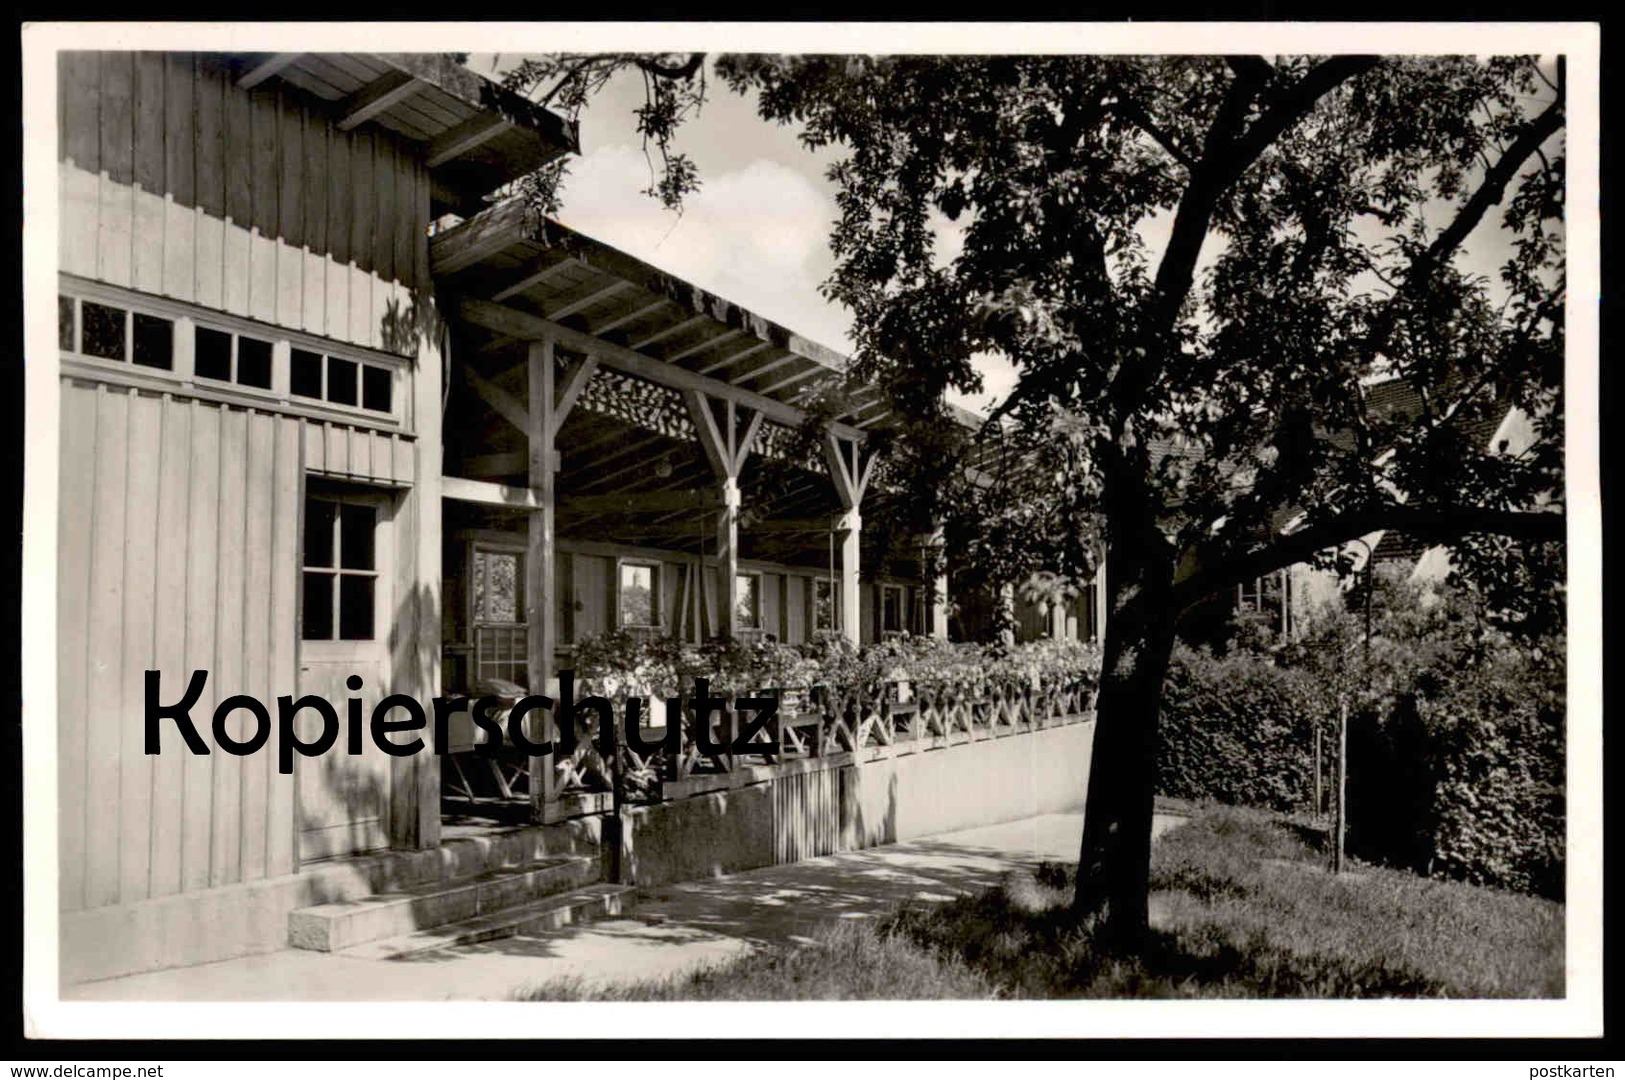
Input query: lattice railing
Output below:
<box><xmin>548</xmin><ymin>674</ymin><xmax>1098</xmax><ymax>801</ymax></box>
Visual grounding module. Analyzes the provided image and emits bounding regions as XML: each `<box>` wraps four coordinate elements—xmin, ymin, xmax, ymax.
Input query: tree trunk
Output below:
<box><xmin>1073</xmin><ymin>546</ymin><xmax>1179</xmax><ymax>947</ymax></box>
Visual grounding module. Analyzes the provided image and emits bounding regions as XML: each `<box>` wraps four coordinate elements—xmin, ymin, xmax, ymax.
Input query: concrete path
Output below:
<box><xmin>66</xmin><ymin>811</ymin><xmax>1187</xmax><ymax>1003</ymax></box>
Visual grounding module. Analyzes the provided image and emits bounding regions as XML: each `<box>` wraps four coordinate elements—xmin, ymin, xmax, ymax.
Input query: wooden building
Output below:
<box><xmin>52</xmin><ymin>51</ymin><xmax>1106</xmax><ymax>983</ymax></box>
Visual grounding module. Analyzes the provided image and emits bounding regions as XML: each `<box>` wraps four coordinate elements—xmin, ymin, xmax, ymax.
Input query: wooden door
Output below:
<box><xmin>297</xmin><ymin>486</ymin><xmax>396</xmax><ymax>861</ymax></box>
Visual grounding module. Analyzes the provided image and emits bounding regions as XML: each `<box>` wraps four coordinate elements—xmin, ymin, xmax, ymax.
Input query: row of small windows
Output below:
<box><xmin>616</xmin><ymin>562</ymin><xmax>839</xmax><ymax>633</ymax></box>
<box><xmin>59</xmin><ymin>294</ymin><xmax>394</xmax><ymax>416</ymax></box>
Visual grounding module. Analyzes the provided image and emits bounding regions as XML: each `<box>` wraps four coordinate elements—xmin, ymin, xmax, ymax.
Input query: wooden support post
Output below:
<box><xmin>838</xmin><ymin>510</ymin><xmax>861</xmax><ymax>646</ymax></box>
<box><xmin>927</xmin><ymin>525</ymin><xmax>949</xmax><ymax>641</ymax></box>
<box><xmin>718</xmin><ymin>477</ymin><xmax>740</xmax><ymax>640</ymax></box>
<box><xmin>1334</xmin><ymin>695</ymin><xmax>1348</xmax><ymax>874</ymax></box>
<box><xmin>528</xmin><ymin>336</ymin><xmax>559</xmax><ymax>818</ymax></box>
<box><xmin>1314</xmin><ymin>725</ymin><xmax>1323</xmax><ymax>817</ymax></box>
<box><xmin>1093</xmin><ymin>549</ymin><xmax>1109</xmax><ymax>645</ymax></box>
<box><xmin>1049</xmin><ymin>600</ymin><xmax>1067</xmax><ymax>640</ymax></box>
<box><xmin>683</xmin><ymin>391</ymin><xmax>762</xmax><ymax>642</ymax></box>
<box><xmin>823</xmin><ymin>432</ymin><xmax>872</xmax><ymax>647</ymax></box>
<box><xmin>392</xmin><ymin>300</ymin><xmax>443</xmax><ymax>850</ymax></box>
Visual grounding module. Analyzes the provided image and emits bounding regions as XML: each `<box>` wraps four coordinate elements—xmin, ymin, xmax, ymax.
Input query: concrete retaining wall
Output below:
<box><xmin>620</xmin><ymin>720</ymin><xmax>1096</xmax><ymax>888</ymax></box>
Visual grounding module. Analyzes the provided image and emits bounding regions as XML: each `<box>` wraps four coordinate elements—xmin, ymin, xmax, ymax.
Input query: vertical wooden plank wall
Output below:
<box><xmin>57</xmin><ymin>383</ymin><xmax>301</xmax><ymax>913</ymax></box>
<box><xmin>57</xmin><ymin>52</ymin><xmax>429</xmax><ymax>355</ymax></box>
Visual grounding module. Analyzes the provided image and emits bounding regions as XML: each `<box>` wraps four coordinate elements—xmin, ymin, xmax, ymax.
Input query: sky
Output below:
<box><xmin>468</xmin><ymin>54</ymin><xmax>1021</xmax><ymax>415</ymax></box>
<box><xmin>468</xmin><ymin>54</ymin><xmax>1560</xmax><ymax>416</ymax></box>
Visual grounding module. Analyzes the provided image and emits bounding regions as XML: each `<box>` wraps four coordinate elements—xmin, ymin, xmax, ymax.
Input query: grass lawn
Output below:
<box><xmin>518</xmin><ymin>804</ymin><xmax>1564</xmax><ymax>1001</ymax></box>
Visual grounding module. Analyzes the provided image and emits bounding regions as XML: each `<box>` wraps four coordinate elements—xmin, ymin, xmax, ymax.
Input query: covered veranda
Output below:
<box><xmin>427</xmin><ymin>199</ymin><xmax>954</xmax><ymax>826</ymax></box>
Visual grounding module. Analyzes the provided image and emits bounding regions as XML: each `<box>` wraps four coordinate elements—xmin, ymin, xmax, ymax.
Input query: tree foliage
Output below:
<box><xmin>715</xmin><ymin>55</ymin><xmax>1565</xmax><ymax>603</ymax></box>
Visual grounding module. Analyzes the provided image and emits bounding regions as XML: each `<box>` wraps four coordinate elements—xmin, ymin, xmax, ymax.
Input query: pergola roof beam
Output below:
<box><xmin>699</xmin><ymin>341</ymin><xmax>773</xmax><ymax>376</ymax></box>
<box><xmin>456</xmin><ymin>297</ymin><xmax>869</xmax><ymax>442</ymax></box>
<box><xmin>590</xmin><ymin>296</ymin><xmax>672</xmax><ymax>336</ymax></box>
<box><xmin>544</xmin><ymin>279</ymin><xmax>634</xmax><ymax>321</ymax></box>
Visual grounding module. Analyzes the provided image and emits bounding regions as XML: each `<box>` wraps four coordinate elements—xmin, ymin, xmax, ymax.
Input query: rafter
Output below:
<box><xmin>665</xmin><ymin>327</ymin><xmax>744</xmax><ymax>364</ymax></box>
<box><xmin>336</xmin><ymin>68</ymin><xmax>420</xmax><ymax>132</ymax></box>
<box><xmin>238</xmin><ymin>53</ymin><xmax>301</xmax><ymax>89</ymax></box>
<box><xmin>590</xmin><ymin>296</ymin><xmax>671</xmax><ymax>336</ymax></box>
<box><xmin>491</xmin><ymin>257</ymin><xmax>580</xmax><ymax>303</ymax></box>
<box><xmin>630</xmin><ymin>314</ymin><xmax>712</xmax><ymax>351</ymax></box>
<box><xmin>545</xmin><ymin>279</ymin><xmax>634</xmax><ymax>321</ymax></box>
<box><xmin>426</xmin><ymin>112</ymin><xmax>509</xmax><ymax>169</ymax></box>
<box><xmin>699</xmin><ymin>341</ymin><xmax>773</xmax><ymax>376</ymax></box>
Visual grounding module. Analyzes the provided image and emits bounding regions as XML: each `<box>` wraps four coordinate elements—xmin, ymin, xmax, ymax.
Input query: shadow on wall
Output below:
<box><xmin>379</xmin><ymin>291</ymin><xmax>444</xmax><ymax>362</ymax></box>
<box><xmin>845</xmin><ymin>768</ymin><xmax>899</xmax><ymax>851</ymax></box>
<box><xmin>297</xmin><ymin>574</ymin><xmax>438</xmax><ymax>869</ymax></box>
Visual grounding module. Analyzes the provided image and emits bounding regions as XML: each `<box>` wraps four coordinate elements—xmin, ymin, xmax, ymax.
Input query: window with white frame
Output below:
<box><xmin>880</xmin><ymin>584</ymin><xmax>905</xmax><ymax>636</ymax></box>
<box><xmin>736</xmin><ymin>573</ymin><xmax>762</xmax><ymax>631</ymax></box>
<box><xmin>302</xmin><ymin>496</ymin><xmax>380</xmax><ymax>641</ymax></box>
<box><xmin>471</xmin><ymin>545</ymin><xmax>527</xmax><ymax>687</ymax></box>
<box><xmin>289</xmin><ymin>346</ymin><xmax>394</xmax><ymax>413</ymax></box>
<box><xmin>812</xmin><ymin>577</ymin><xmax>838</xmax><ymax>632</ymax></box>
<box><xmin>194</xmin><ymin>324</ymin><xmax>275</xmax><ymax>390</ymax></box>
<box><xmin>619</xmin><ymin>561</ymin><xmax>661</xmax><ymax>629</ymax></box>
<box><xmin>59</xmin><ymin>295</ymin><xmax>174</xmax><ymax>370</ymax></box>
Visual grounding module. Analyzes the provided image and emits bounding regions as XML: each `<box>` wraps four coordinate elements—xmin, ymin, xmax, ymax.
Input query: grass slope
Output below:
<box><xmin>518</xmin><ymin>805</ymin><xmax>1563</xmax><ymax>1001</ymax></box>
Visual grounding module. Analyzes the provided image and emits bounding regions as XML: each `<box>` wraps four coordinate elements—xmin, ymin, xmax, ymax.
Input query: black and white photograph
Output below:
<box><xmin>18</xmin><ymin>21</ymin><xmax>1601</xmax><ymax>1043</ymax></box>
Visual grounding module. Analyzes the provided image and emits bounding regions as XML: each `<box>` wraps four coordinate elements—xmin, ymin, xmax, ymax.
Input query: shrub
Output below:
<box><xmin>1349</xmin><ymin>646</ymin><xmax>1565</xmax><ymax>898</ymax></box>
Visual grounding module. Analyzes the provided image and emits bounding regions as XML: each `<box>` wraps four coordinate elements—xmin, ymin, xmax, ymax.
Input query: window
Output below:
<box><xmin>58</xmin><ymin>295</ymin><xmax>174</xmax><ymax>371</ymax></box>
<box><xmin>812</xmin><ymin>578</ymin><xmax>838</xmax><ymax>632</ymax></box>
<box><xmin>619</xmin><ymin>562</ymin><xmax>661</xmax><ymax>629</ymax></box>
<box><xmin>302</xmin><ymin>497</ymin><xmax>379</xmax><ymax>641</ymax></box>
<box><xmin>1236</xmin><ymin>572</ymin><xmax>1292</xmax><ymax>639</ymax></box>
<box><xmin>881</xmin><ymin>584</ymin><xmax>905</xmax><ymax>636</ymax></box>
<box><xmin>59</xmin><ymin>288</ymin><xmax>401</xmax><ymax>419</ymax></box>
<box><xmin>736</xmin><ymin>573</ymin><xmax>761</xmax><ymax>630</ymax></box>
<box><xmin>192</xmin><ymin>325</ymin><xmax>275</xmax><ymax>391</ymax></box>
<box><xmin>472</xmin><ymin>546</ymin><xmax>527</xmax><ymax>687</ymax></box>
<box><xmin>287</xmin><ymin>349</ymin><xmax>393</xmax><ymax>414</ymax></box>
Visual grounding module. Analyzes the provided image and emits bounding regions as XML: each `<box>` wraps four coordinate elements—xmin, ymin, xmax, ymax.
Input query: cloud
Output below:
<box><xmin>557</xmin><ymin>135</ymin><xmax>1028</xmax><ymax>418</ymax></box>
<box><xmin>556</xmin><ymin>145</ymin><xmax>853</xmax><ymax>355</ymax></box>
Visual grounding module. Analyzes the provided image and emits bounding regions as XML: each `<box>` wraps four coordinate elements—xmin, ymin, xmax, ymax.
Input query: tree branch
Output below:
<box><xmin>1226</xmin><ymin>56</ymin><xmax>1276</xmax><ymax>85</ymax></box>
<box><xmin>1107</xmin><ymin>96</ymin><xmax>1198</xmax><ymax>170</ymax></box>
<box><xmin>1225</xmin><ymin>56</ymin><xmax>1380</xmax><ymax>181</ymax></box>
<box><xmin>1172</xmin><ymin>503</ymin><xmax>1565</xmax><ymax>611</ymax></box>
<box><xmin>1356</xmin><ymin>94</ymin><xmax>1564</xmax><ymax>368</ymax></box>
<box><xmin>634</xmin><ymin>53</ymin><xmax>706</xmax><ymax>81</ymax></box>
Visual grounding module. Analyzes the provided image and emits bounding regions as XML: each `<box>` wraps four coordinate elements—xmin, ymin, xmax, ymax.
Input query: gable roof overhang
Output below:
<box><xmin>230</xmin><ymin>52</ymin><xmax>577</xmax><ymax>216</ymax></box>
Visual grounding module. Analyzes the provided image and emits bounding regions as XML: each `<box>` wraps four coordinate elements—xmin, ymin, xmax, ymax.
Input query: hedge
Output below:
<box><xmin>1156</xmin><ymin>644</ymin><xmax>1328</xmax><ymax>813</ymax></box>
<box><xmin>1156</xmin><ymin>634</ymin><xmax>1565</xmax><ymax>899</ymax></box>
